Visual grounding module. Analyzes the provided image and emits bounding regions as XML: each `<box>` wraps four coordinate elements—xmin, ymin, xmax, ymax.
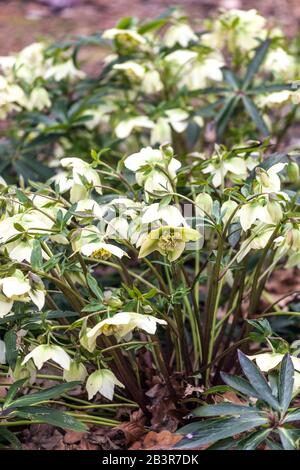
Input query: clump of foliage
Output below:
<box><xmin>177</xmin><ymin>351</ymin><xmax>300</xmax><ymax>450</ymax></box>
<box><xmin>0</xmin><ymin>8</ymin><xmax>300</xmax><ymax>449</ymax></box>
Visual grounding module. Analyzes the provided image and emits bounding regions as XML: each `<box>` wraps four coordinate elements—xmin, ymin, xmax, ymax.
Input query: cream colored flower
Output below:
<box><xmin>22</xmin><ymin>344</ymin><xmax>71</xmax><ymax>370</ymax></box>
<box><xmin>86</xmin><ymin>369</ymin><xmax>124</xmax><ymax>401</ymax></box>
<box><xmin>142</xmin><ymin>203</ymin><xmax>186</xmax><ymax>227</ymax></box>
<box><xmin>237</xmin><ymin>224</ymin><xmax>276</xmax><ymax>263</ymax></box>
<box><xmin>102</xmin><ymin>28</ymin><xmax>146</xmax><ymax>47</ymax></box>
<box><xmin>115</xmin><ymin>116</ymin><xmax>154</xmax><ymax>139</ymax></box>
<box><xmin>124</xmin><ymin>146</ymin><xmax>181</xmax><ymax>195</ymax></box>
<box><xmin>221</xmin><ymin>201</ymin><xmax>239</xmax><ymax>225</ymax></box>
<box><xmin>138</xmin><ymin>226</ymin><xmax>200</xmax><ymax>261</ymax></box>
<box><xmin>0</xmin><ymin>340</ymin><xmax>6</xmax><ymax>364</ymax></box>
<box><xmin>141</xmin><ymin>69</ymin><xmax>163</xmax><ymax>94</ymax></box>
<box><xmin>113</xmin><ymin>61</ymin><xmax>145</xmax><ymax>81</ymax></box>
<box><xmin>254</xmin><ymin>163</ymin><xmax>286</xmax><ymax>194</ymax></box>
<box><xmin>71</xmin><ymin>226</ymin><xmax>127</xmax><ymax>260</ymax></box>
<box><xmin>86</xmin><ymin>311</ymin><xmax>167</xmax><ymax>345</ymax></box>
<box><xmin>164</xmin><ymin>22</ymin><xmax>197</xmax><ymax>48</ymax></box>
<box><xmin>63</xmin><ymin>360</ymin><xmax>88</xmax><ymax>382</ymax></box>
<box><xmin>45</xmin><ymin>59</ymin><xmax>85</xmax><ymax>81</ymax></box>
<box><xmin>203</xmin><ymin>156</ymin><xmax>247</xmax><ymax>188</ymax></box>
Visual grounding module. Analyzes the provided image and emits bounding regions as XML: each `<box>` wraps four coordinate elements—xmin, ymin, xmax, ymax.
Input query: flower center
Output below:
<box><xmin>101</xmin><ymin>324</ymin><xmax>119</xmax><ymax>336</ymax></box>
<box><xmin>158</xmin><ymin>234</ymin><xmax>182</xmax><ymax>253</ymax></box>
<box><xmin>91</xmin><ymin>248</ymin><xmax>112</xmax><ymax>260</ymax></box>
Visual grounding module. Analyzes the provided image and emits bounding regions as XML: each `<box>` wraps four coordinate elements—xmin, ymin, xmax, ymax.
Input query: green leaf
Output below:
<box><xmin>216</xmin><ymin>96</ymin><xmax>240</xmax><ymax>139</ymax></box>
<box><xmin>30</xmin><ymin>239</ymin><xmax>43</xmax><ymax>269</ymax></box>
<box><xmin>4</xmin><ymin>330</ymin><xmax>18</xmax><ymax>369</ymax></box>
<box><xmin>283</xmin><ymin>408</ymin><xmax>300</xmax><ymax>423</ymax></box>
<box><xmin>278</xmin><ymin>354</ymin><xmax>294</xmax><ymax>413</ymax></box>
<box><xmin>278</xmin><ymin>427</ymin><xmax>298</xmax><ymax>450</ymax></box>
<box><xmin>238</xmin><ymin>350</ymin><xmax>280</xmax><ymax>411</ymax></box>
<box><xmin>194</xmin><ymin>403</ymin><xmax>265</xmax><ymax>418</ymax></box>
<box><xmin>241</xmin><ymin>96</ymin><xmax>269</xmax><ymax>136</ymax></box>
<box><xmin>237</xmin><ymin>428</ymin><xmax>271</xmax><ymax>450</ymax></box>
<box><xmin>86</xmin><ymin>273</ymin><xmax>103</xmax><ymax>300</ymax></box>
<box><xmin>6</xmin><ymin>381</ymin><xmax>80</xmax><ymax>409</ymax></box>
<box><xmin>222</xmin><ymin>68</ymin><xmax>240</xmax><ymax>90</ymax></box>
<box><xmin>175</xmin><ymin>416</ymin><xmax>268</xmax><ymax>449</ymax></box>
<box><xmin>16</xmin><ymin>406</ymin><xmax>87</xmax><ymax>432</ymax></box>
<box><xmin>220</xmin><ymin>372</ymin><xmax>261</xmax><ymax>398</ymax></box>
<box><xmin>242</xmin><ymin>39</ymin><xmax>271</xmax><ymax>89</ymax></box>
<box><xmin>3</xmin><ymin>379</ymin><xmax>27</xmax><ymax>409</ymax></box>
<box><xmin>0</xmin><ymin>427</ymin><xmax>22</xmax><ymax>449</ymax></box>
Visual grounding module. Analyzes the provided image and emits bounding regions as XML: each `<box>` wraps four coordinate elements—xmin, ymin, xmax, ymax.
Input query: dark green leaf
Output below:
<box><xmin>220</xmin><ymin>372</ymin><xmax>261</xmax><ymax>398</ymax></box>
<box><xmin>30</xmin><ymin>240</ymin><xmax>43</xmax><ymax>269</ymax></box>
<box><xmin>86</xmin><ymin>273</ymin><xmax>103</xmax><ymax>300</ymax></box>
<box><xmin>237</xmin><ymin>429</ymin><xmax>271</xmax><ymax>450</ymax></box>
<box><xmin>3</xmin><ymin>379</ymin><xmax>27</xmax><ymax>408</ymax></box>
<box><xmin>238</xmin><ymin>350</ymin><xmax>280</xmax><ymax>411</ymax></box>
<box><xmin>16</xmin><ymin>406</ymin><xmax>87</xmax><ymax>432</ymax></box>
<box><xmin>7</xmin><ymin>381</ymin><xmax>80</xmax><ymax>409</ymax></box>
<box><xmin>242</xmin><ymin>96</ymin><xmax>269</xmax><ymax>136</ymax></box>
<box><xmin>194</xmin><ymin>403</ymin><xmax>265</xmax><ymax>418</ymax></box>
<box><xmin>0</xmin><ymin>427</ymin><xmax>22</xmax><ymax>449</ymax></box>
<box><xmin>4</xmin><ymin>330</ymin><xmax>18</xmax><ymax>369</ymax></box>
<box><xmin>175</xmin><ymin>416</ymin><xmax>268</xmax><ymax>449</ymax></box>
<box><xmin>278</xmin><ymin>354</ymin><xmax>294</xmax><ymax>413</ymax></box>
<box><xmin>242</xmin><ymin>39</ymin><xmax>271</xmax><ymax>89</ymax></box>
<box><xmin>278</xmin><ymin>427</ymin><xmax>298</xmax><ymax>450</ymax></box>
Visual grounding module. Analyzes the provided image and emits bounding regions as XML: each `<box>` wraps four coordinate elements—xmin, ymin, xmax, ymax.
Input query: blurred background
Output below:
<box><xmin>1</xmin><ymin>0</ymin><xmax>300</xmax><ymax>55</ymax></box>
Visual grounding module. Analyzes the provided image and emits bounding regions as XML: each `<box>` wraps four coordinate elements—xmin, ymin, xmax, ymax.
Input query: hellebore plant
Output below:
<box><xmin>0</xmin><ymin>7</ymin><xmax>300</xmax><ymax>450</ymax></box>
<box><xmin>0</xmin><ymin>8</ymin><xmax>299</xmax><ymax>182</ymax></box>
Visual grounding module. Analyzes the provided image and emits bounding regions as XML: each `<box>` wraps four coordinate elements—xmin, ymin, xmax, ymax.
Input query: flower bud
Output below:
<box><xmin>287</xmin><ymin>162</ymin><xmax>299</xmax><ymax>183</ymax></box>
<box><xmin>160</xmin><ymin>143</ymin><xmax>174</xmax><ymax>159</ymax></box>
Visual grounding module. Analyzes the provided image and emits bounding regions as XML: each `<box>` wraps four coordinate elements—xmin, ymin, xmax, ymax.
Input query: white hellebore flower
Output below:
<box><xmin>71</xmin><ymin>226</ymin><xmax>127</xmax><ymax>260</ymax></box>
<box><xmin>22</xmin><ymin>344</ymin><xmax>71</xmax><ymax>370</ymax></box>
<box><xmin>141</xmin><ymin>69</ymin><xmax>163</xmax><ymax>94</ymax></box>
<box><xmin>102</xmin><ymin>28</ymin><xmax>146</xmax><ymax>47</ymax></box>
<box><xmin>151</xmin><ymin>109</ymin><xmax>189</xmax><ymax>145</ymax></box>
<box><xmin>60</xmin><ymin>157</ymin><xmax>102</xmax><ymax>202</ymax></box>
<box><xmin>202</xmin><ymin>156</ymin><xmax>247</xmax><ymax>188</ymax></box>
<box><xmin>164</xmin><ymin>22</ymin><xmax>197</xmax><ymax>48</ymax></box>
<box><xmin>142</xmin><ymin>203</ymin><xmax>187</xmax><ymax>227</ymax></box>
<box><xmin>0</xmin><ymin>340</ymin><xmax>6</xmax><ymax>364</ymax></box>
<box><xmin>115</xmin><ymin>116</ymin><xmax>154</xmax><ymax>139</ymax></box>
<box><xmin>45</xmin><ymin>59</ymin><xmax>85</xmax><ymax>81</ymax></box>
<box><xmin>63</xmin><ymin>360</ymin><xmax>88</xmax><ymax>382</ymax></box>
<box><xmin>86</xmin><ymin>369</ymin><xmax>124</xmax><ymax>401</ymax></box>
<box><xmin>113</xmin><ymin>61</ymin><xmax>145</xmax><ymax>81</ymax></box>
<box><xmin>138</xmin><ymin>226</ymin><xmax>200</xmax><ymax>261</ymax></box>
<box><xmin>254</xmin><ymin>163</ymin><xmax>286</xmax><ymax>194</ymax></box>
<box><xmin>0</xmin><ymin>270</ymin><xmax>45</xmax><ymax>317</ymax></box>
<box><xmin>237</xmin><ymin>224</ymin><xmax>276</xmax><ymax>263</ymax></box>
<box><xmin>124</xmin><ymin>146</ymin><xmax>181</xmax><ymax>195</ymax></box>
<box><xmin>87</xmin><ymin>311</ymin><xmax>167</xmax><ymax>345</ymax></box>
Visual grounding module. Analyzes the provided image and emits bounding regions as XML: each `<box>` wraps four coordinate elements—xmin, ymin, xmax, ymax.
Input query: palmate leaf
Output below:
<box><xmin>5</xmin><ymin>381</ymin><xmax>81</xmax><ymax>410</ymax></box>
<box><xmin>16</xmin><ymin>407</ymin><xmax>87</xmax><ymax>432</ymax></box>
<box><xmin>238</xmin><ymin>350</ymin><xmax>281</xmax><ymax>411</ymax></box>
<box><xmin>175</xmin><ymin>416</ymin><xmax>268</xmax><ymax>449</ymax></box>
<box><xmin>278</xmin><ymin>354</ymin><xmax>294</xmax><ymax>413</ymax></box>
<box><xmin>242</xmin><ymin>39</ymin><xmax>271</xmax><ymax>89</ymax></box>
